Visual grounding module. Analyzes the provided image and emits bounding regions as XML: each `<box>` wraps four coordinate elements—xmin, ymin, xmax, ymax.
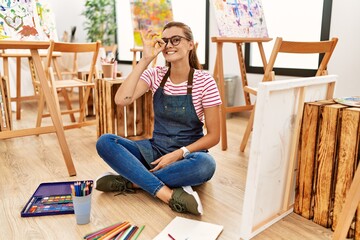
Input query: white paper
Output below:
<box><xmin>153</xmin><ymin>216</ymin><xmax>223</xmax><ymax>240</ymax></box>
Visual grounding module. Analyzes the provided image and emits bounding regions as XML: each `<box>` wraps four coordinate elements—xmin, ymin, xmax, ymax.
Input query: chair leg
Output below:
<box><xmin>240</xmin><ymin>105</ymin><xmax>255</xmax><ymax>152</ymax></box>
<box><xmin>60</xmin><ymin>88</ymin><xmax>76</xmax><ymax>122</ymax></box>
<box><xmin>78</xmin><ymin>87</ymin><xmax>92</xmax><ymax>123</ymax></box>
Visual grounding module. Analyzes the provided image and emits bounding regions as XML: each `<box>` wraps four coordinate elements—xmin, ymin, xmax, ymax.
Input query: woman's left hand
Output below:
<box><xmin>150</xmin><ymin>150</ymin><xmax>182</xmax><ymax>172</ymax></box>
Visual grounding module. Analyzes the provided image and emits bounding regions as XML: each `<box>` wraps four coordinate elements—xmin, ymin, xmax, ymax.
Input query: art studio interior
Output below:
<box><xmin>0</xmin><ymin>0</ymin><xmax>359</xmax><ymax>239</ymax></box>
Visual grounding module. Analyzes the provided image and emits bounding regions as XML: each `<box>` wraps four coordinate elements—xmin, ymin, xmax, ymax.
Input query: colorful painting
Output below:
<box><xmin>35</xmin><ymin>0</ymin><xmax>58</xmax><ymax>40</ymax></box>
<box><xmin>130</xmin><ymin>0</ymin><xmax>173</xmax><ymax>46</ymax></box>
<box><xmin>0</xmin><ymin>0</ymin><xmax>57</xmax><ymax>40</ymax></box>
<box><xmin>211</xmin><ymin>0</ymin><xmax>268</xmax><ymax>38</ymax></box>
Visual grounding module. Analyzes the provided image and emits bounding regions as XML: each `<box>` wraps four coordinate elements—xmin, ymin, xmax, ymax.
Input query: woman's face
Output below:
<box><xmin>161</xmin><ymin>26</ymin><xmax>193</xmax><ymax>64</ymax></box>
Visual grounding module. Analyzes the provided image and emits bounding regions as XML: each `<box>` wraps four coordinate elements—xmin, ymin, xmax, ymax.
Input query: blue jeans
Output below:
<box><xmin>96</xmin><ymin>134</ymin><xmax>216</xmax><ymax>196</ymax></box>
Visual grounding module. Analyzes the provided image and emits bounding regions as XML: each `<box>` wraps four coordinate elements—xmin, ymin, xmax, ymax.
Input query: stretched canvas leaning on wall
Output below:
<box><xmin>211</xmin><ymin>0</ymin><xmax>268</xmax><ymax>38</ymax></box>
<box><xmin>130</xmin><ymin>0</ymin><xmax>173</xmax><ymax>46</ymax></box>
<box><xmin>0</xmin><ymin>0</ymin><xmax>57</xmax><ymax>40</ymax></box>
<box><xmin>239</xmin><ymin>75</ymin><xmax>337</xmax><ymax>239</ymax></box>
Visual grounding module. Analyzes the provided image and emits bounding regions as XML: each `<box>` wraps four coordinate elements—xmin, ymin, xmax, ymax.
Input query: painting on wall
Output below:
<box><xmin>211</xmin><ymin>0</ymin><xmax>268</xmax><ymax>38</ymax></box>
<box><xmin>130</xmin><ymin>0</ymin><xmax>173</xmax><ymax>46</ymax></box>
<box><xmin>0</xmin><ymin>0</ymin><xmax>57</xmax><ymax>40</ymax></box>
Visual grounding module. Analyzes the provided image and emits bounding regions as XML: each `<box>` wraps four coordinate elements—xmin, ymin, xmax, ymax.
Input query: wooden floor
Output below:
<box><xmin>0</xmin><ymin>101</ymin><xmax>335</xmax><ymax>240</ymax></box>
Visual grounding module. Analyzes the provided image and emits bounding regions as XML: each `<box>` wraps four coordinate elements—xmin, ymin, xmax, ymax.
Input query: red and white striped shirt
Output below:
<box><xmin>140</xmin><ymin>66</ymin><xmax>222</xmax><ymax>122</ymax></box>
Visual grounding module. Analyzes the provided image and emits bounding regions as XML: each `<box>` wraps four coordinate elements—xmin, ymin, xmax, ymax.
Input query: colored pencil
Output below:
<box><xmin>84</xmin><ymin>222</ymin><xmax>124</xmax><ymax>239</ymax></box>
<box><xmin>132</xmin><ymin>225</ymin><xmax>145</xmax><ymax>240</ymax></box>
<box><xmin>72</xmin><ymin>181</ymin><xmax>93</xmax><ymax>197</ymax></box>
<box><xmin>124</xmin><ymin>225</ymin><xmax>138</xmax><ymax>240</ymax></box>
<box><xmin>113</xmin><ymin>231</ymin><xmax>125</xmax><ymax>240</ymax></box>
<box><xmin>117</xmin><ymin>225</ymin><xmax>133</xmax><ymax>240</ymax></box>
<box><xmin>98</xmin><ymin>222</ymin><xmax>131</xmax><ymax>240</ymax></box>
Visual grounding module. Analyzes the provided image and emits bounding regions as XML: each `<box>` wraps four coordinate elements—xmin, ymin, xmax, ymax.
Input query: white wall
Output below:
<box><xmin>328</xmin><ymin>0</ymin><xmax>360</xmax><ymax>97</ymax></box>
<box><xmin>48</xmin><ymin>0</ymin><xmax>87</xmax><ymax>42</ymax></box>
<box><xmin>50</xmin><ymin>0</ymin><xmax>360</xmax><ymax>98</ymax></box>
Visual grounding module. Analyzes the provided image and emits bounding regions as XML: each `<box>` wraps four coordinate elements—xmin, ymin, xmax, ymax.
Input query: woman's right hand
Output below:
<box><xmin>141</xmin><ymin>29</ymin><xmax>165</xmax><ymax>61</ymax></box>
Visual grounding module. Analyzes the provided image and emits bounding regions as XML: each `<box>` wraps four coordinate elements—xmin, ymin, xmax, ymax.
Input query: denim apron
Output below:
<box><xmin>135</xmin><ymin>68</ymin><xmax>204</xmax><ymax>169</ymax></box>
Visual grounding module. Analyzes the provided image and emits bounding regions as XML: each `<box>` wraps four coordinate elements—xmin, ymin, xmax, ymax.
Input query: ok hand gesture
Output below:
<box><xmin>140</xmin><ymin>29</ymin><xmax>165</xmax><ymax>61</ymax></box>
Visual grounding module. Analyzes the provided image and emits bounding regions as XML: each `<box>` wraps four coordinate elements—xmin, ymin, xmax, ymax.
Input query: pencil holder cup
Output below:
<box><xmin>102</xmin><ymin>63</ymin><xmax>114</xmax><ymax>79</ymax></box>
<box><xmin>72</xmin><ymin>194</ymin><xmax>92</xmax><ymax>225</ymax></box>
<box><xmin>113</xmin><ymin>61</ymin><xmax>118</xmax><ymax>79</ymax></box>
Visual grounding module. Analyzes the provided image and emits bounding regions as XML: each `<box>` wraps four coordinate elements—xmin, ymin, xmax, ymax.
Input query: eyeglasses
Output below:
<box><xmin>161</xmin><ymin>35</ymin><xmax>190</xmax><ymax>46</ymax></box>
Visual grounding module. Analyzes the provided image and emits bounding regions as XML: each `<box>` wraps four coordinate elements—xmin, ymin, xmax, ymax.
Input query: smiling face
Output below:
<box><xmin>161</xmin><ymin>26</ymin><xmax>194</xmax><ymax>65</ymax></box>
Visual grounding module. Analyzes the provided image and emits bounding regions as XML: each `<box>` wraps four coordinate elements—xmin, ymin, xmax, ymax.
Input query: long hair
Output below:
<box><xmin>162</xmin><ymin>21</ymin><xmax>202</xmax><ymax>70</ymax></box>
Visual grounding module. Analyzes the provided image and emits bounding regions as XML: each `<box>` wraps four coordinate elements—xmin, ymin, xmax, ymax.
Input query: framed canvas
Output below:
<box><xmin>239</xmin><ymin>75</ymin><xmax>337</xmax><ymax>239</ymax></box>
<box><xmin>244</xmin><ymin>0</ymin><xmax>333</xmax><ymax>77</ymax></box>
<box><xmin>115</xmin><ymin>0</ymin><xmax>210</xmax><ymax>69</ymax></box>
<box><xmin>129</xmin><ymin>0</ymin><xmax>173</xmax><ymax>47</ymax></box>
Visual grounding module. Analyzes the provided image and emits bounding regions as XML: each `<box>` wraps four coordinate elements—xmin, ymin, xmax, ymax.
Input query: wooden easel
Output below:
<box><xmin>0</xmin><ymin>41</ymin><xmax>76</xmax><ymax>177</ymax></box>
<box><xmin>211</xmin><ymin>37</ymin><xmax>272</xmax><ymax>150</ymax></box>
<box><xmin>0</xmin><ymin>50</ymin><xmax>61</xmax><ymax>120</ymax></box>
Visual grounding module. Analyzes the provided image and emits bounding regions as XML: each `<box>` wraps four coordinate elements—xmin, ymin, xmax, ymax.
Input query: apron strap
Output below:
<box><xmin>160</xmin><ymin>68</ymin><xmax>194</xmax><ymax>95</ymax></box>
<box><xmin>187</xmin><ymin>68</ymin><xmax>194</xmax><ymax>95</ymax></box>
<box><xmin>160</xmin><ymin>68</ymin><xmax>171</xmax><ymax>87</ymax></box>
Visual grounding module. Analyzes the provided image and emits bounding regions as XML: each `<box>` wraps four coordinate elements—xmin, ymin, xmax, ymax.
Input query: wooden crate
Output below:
<box><xmin>95</xmin><ymin>78</ymin><xmax>153</xmax><ymax>139</ymax></box>
<box><xmin>295</xmin><ymin>100</ymin><xmax>360</xmax><ymax>238</ymax></box>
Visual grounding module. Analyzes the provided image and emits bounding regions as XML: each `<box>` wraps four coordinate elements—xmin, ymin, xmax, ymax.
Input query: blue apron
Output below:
<box><xmin>135</xmin><ymin>68</ymin><xmax>205</xmax><ymax>169</ymax></box>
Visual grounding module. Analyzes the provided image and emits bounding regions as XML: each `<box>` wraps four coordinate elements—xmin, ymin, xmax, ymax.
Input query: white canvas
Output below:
<box><xmin>239</xmin><ymin>75</ymin><xmax>337</xmax><ymax>239</ymax></box>
<box><xmin>211</xmin><ymin>0</ymin><xmax>268</xmax><ymax>37</ymax></box>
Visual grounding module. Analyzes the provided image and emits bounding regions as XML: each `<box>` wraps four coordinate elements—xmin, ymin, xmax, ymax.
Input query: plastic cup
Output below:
<box><xmin>72</xmin><ymin>194</ymin><xmax>92</xmax><ymax>225</ymax></box>
<box><xmin>102</xmin><ymin>64</ymin><xmax>114</xmax><ymax>79</ymax></box>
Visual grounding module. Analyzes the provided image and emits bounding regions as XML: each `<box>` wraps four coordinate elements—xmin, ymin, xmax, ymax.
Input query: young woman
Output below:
<box><xmin>95</xmin><ymin>21</ymin><xmax>221</xmax><ymax>215</ymax></box>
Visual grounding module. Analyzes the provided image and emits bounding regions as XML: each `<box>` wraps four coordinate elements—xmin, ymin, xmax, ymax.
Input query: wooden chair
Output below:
<box><xmin>36</xmin><ymin>40</ymin><xmax>101</xmax><ymax>129</ymax></box>
<box><xmin>240</xmin><ymin>37</ymin><xmax>338</xmax><ymax>152</ymax></box>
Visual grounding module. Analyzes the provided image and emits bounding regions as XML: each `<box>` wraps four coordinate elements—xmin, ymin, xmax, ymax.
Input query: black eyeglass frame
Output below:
<box><xmin>161</xmin><ymin>35</ymin><xmax>191</xmax><ymax>46</ymax></box>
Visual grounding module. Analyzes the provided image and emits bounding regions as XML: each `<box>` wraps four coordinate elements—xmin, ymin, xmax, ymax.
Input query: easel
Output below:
<box><xmin>0</xmin><ymin>41</ymin><xmax>76</xmax><ymax>177</ymax></box>
<box><xmin>0</xmin><ymin>50</ymin><xmax>61</xmax><ymax>120</ymax></box>
<box><xmin>212</xmin><ymin>37</ymin><xmax>272</xmax><ymax>150</ymax></box>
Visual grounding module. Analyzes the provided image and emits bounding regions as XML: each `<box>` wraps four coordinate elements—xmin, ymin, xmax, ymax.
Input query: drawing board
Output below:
<box><xmin>239</xmin><ymin>75</ymin><xmax>337</xmax><ymax>239</ymax></box>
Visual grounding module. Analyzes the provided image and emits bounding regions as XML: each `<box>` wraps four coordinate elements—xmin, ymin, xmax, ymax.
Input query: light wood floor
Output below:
<box><xmin>0</xmin><ymin>101</ymin><xmax>335</xmax><ymax>240</ymax></box>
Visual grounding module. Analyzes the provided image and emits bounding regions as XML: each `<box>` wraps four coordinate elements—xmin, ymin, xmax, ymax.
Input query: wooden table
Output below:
<box><xmin>211</xmin><ymin>37</ymin><xmax>272</xmax><ymax>150</ymax></box>
<box><xmin>0</xmin><ymin>50</ymin><xmax>60</xmax><ymax>120</ymax></box>
<box><xmin>96</xmin><ymin>78</ymin><xmax>153</xmax><ymax>139</ymax></box>
<box><xmin>0</xmin><ymin>41</ymin><xmax>76</xmax><ymax>176</ymax></box>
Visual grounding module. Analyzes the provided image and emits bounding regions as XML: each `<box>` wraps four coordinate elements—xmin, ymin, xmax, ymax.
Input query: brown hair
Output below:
<box><xmin>162</xmin><ymin>21</ymin><xmax>202</xmax><ymax>70</ymax></box>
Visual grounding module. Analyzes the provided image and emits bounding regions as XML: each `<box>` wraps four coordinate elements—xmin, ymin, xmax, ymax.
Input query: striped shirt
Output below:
<box><xmin>140</xmin><ymin>66</ymin><xmax>222</xmax><ymax>122</ymax></box>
